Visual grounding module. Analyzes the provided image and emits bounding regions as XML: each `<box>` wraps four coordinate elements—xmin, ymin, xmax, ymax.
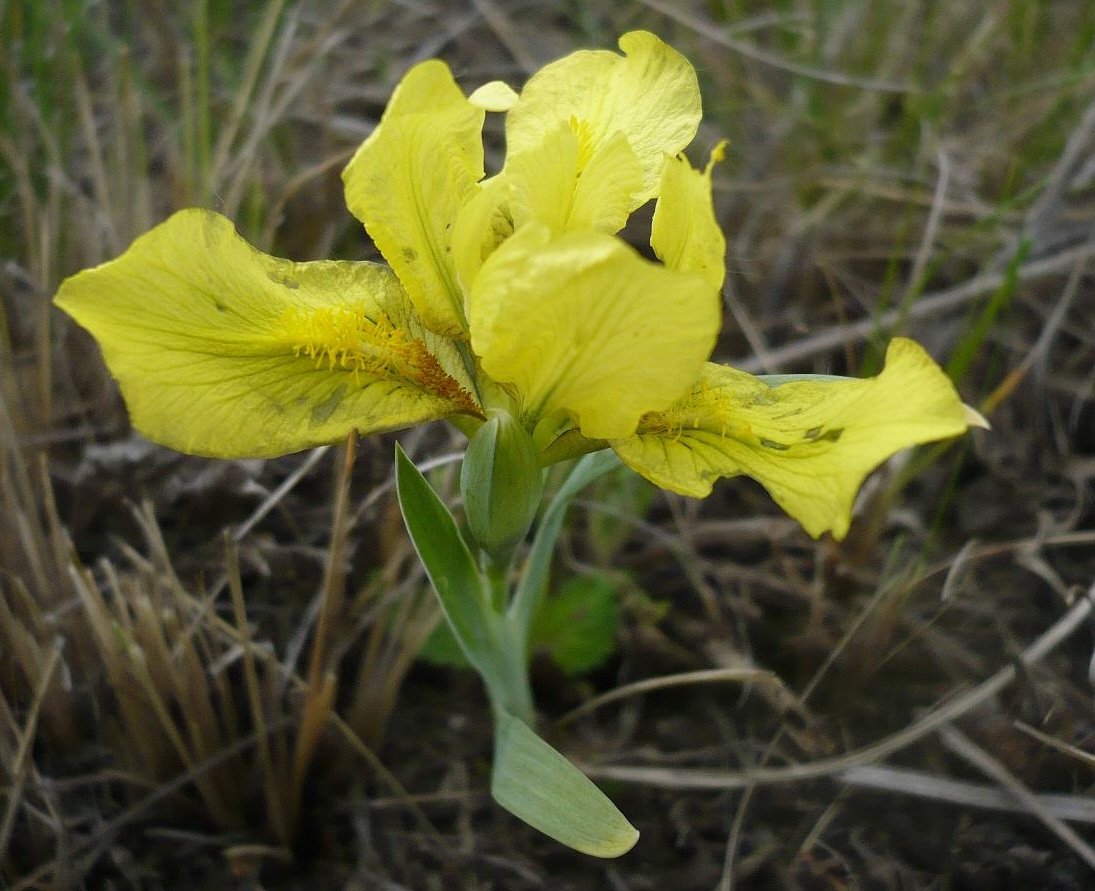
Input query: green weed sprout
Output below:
<box><xmin>54</xmin><ymin>32</ymin><xmax>984</xmax><ymax>857</ymax></box>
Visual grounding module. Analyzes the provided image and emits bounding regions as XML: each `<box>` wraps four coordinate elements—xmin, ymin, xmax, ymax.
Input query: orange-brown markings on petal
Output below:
<box><xmin>401</xmin><ymin>337</ymin><xmax>483</xmax><ymax>416</ymax></box>
<box><xmin>275</xmin><ymin>305</ymin><xmax>481</xmax><ymax>415</ymax></box>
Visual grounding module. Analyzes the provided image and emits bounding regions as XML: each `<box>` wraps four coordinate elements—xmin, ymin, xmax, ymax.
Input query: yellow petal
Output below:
<box><xmin>450</xmin><ymin>128</ymin><xmax>643</xmax><ymax>291</ymax></box>
<box><xmin>506</xmin><ymin>124</ymin><xmax>644</xmax><ymax>236</ymax></box>
<box><xmin>342</xmin><ymin>59</ymin><xmax>484</xmax><ymax>338</ymax></box>
<box><xmin>469</xmin><ymin>225</ymin><xmax>719</xmax><ymax>441</ymax></box>
<box><xmin>505</xmin><ymin>31</ymin><xmax>700</xmax><ymax>204</ymax></box>
<box><xmin>451</xmin><ymin>175</ymin><xmax>513</xmax><ymax>293</ymax></box>
<box><xmin>651</xmin><ymin>144</ymin><xmax>727</xmax><ymax>291</ymax></box>
<box><xmin>611</xmin><ymin>338</ymin><xmax>976</xmax><ymax>539</ymax></box>
<box><xmin>54</xmin><ymin>210</ymin><xmax>480</xmax><ymax>458</ymax></box>
<box><xmin>468</xmin><ymin>80</ymin><xmax>519</xmax><ymax>111</ymax></box>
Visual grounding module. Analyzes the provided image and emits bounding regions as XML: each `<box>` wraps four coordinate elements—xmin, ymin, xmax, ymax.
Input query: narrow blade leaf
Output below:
<box><xmin>394</xmin><ymin>444</ymin><xmax>500</xmax><ymax>677</ymax></box>
<box><xmin>492</xmin><ymin>710</ymin><xmax>638</xmax><ymax>858</ymax></box>
<box><xmin>509</xmin><ymin>450</ymin><xmax>620</xmax><ymax>638</ymax></box>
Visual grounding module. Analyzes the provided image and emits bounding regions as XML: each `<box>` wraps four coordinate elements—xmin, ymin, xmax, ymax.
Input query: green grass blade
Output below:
<box><xmin>945</xmin><ymin>238</ymin><xmax>1029</xmax><ymax>385</ymax></box>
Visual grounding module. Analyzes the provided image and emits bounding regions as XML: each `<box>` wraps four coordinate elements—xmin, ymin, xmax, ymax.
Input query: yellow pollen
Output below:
<box><xmin>274</xmin><ymin>303</ymin><xmax>483</xmax><ymax>418</ymax></box>
<box><xmin>277</xmin><ymin>305</ymin><xmax>413</xmax><ymax>378</ymax></box>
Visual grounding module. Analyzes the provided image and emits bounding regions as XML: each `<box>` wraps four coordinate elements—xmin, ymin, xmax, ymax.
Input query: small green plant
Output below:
<box><xmin>53</xmin><ymin>31</ymin><xmax>983</xmax><ymax>857</ymax></box>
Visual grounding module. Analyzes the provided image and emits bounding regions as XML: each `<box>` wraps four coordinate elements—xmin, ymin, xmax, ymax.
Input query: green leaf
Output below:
<box><xmin>530</xmin><ymin>575</ymin><xmax>620</xmax><ymax>675</ymax></box>
<box><xmin>492</xmin><ymin>711</ymin><xmax>638</xmax><ymax>858</ymax></box>
<box><xmin>509</xmin><ymin>450</ymin><xmax>621</xmax><ymax>647</ymax></box>
<box><xmin>422</xmin><ymin>572</ymin><xmax>622</xmax><ymax>675</ymax></box>
<box><xmin>395</xmin><ymin>444</ymin><xmax>502</xmax><ymax>681</ymax></box>
<box><xmin>418</xmin><ymin>616</ymin><xmax>469</xmax><ymax>669</ymax></box>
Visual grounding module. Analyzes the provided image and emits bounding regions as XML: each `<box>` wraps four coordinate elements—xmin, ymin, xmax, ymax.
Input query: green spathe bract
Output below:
<box><xmin>461</xmin><ymin>411</ymin><xmax>544</xmax><ymax>564</ymax></box>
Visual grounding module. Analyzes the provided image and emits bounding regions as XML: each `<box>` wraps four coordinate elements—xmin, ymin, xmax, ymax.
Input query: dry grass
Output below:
<box><xmin>3</xmin><ymin>0</ymin><xmax>1095</xmax><ymax>888</ymax></box>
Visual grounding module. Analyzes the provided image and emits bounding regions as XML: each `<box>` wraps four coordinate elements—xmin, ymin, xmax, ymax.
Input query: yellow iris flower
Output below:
<box><xmin>54</xmin><ymin>31</ymin><xmax>981</xmax><ymax>540</ymax></box>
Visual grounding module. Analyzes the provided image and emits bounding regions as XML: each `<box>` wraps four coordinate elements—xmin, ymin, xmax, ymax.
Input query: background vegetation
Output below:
<box><xmin>3</xmin><ymin>0</ymin><xmax>1095</xmax><ymax>887</ymax></box>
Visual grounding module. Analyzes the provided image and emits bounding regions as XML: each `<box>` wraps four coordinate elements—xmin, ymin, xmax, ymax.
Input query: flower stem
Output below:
<box><xmin>483</xmin><ymin>560</ymin><xmax>535</xmax><ymax>726</ymax></box>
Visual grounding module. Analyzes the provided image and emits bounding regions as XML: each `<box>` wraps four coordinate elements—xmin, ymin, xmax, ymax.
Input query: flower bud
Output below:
<box><xmin>461</xmin><ymin>411</ymin><xmax>544</xmax><ymax>562</ymax></box>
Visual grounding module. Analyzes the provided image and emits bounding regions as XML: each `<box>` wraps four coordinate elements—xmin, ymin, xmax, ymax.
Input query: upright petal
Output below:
<box><xmin>505</xmin><ymin>31</ymin><xmax>700</xmax><ymax>204</ymax></box>
<box><xmin>54</xmin><ymin>210</ymin><xmax>480</xmax><ymax>458</ymax></box>
<box><xmin>342</xmin><ymin>60</ymin><xmax>484</xmax><ymax>338</ymax></box>
<box><xmin>451</xmin><ymin>175</ymin><xmax>515</xmax><ymax>293</ymax></box>
<box><xmin>612</xmin><ymin>339</ymin><xmax>976</xmax><ymax>539</ymax></box>
<box><xmin>651</xmin><ymin>144</ymin><xmax>727</xmax><ymax>291</ymax></box>
<box><xmin>469</xmin><ymin>225</ymin><xmax>719</xmax><ymax>441</ymax></box>
<box><xmin>505</xmin><ymin>124</ymin><xmax>644</xmax><ymax>236</ymax></box>
<box><xmin>450</xmin><ymin>126</ymin><xmax>644</xmax><ymax>292</ymax></box>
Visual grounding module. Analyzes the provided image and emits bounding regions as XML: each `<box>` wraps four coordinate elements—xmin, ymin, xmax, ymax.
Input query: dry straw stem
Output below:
<box><xmin>638</xmin><ymin>0</ymin><xmax>914</xmax><ymax>92</ymax></box>
<box><xmin>290</xmin><ymin>432</ymin><xmax>357</xmax><ymax>821</ymax></box>
<box><xmin>344</xmin><ymin>551</ymin><xmax>438</xmax><ymax>748</ymax></box>
<box><xmin>729</xmin><ymin>50</ymin><xmax>1095</xmax><ymax>377</ymax></box>
<box><xmin>583</xmin><ymin>580</ymin><xmax>1095</xmax><ymax>791</ymax></box>
<box><xmin>555</xmin><ymin>667</ymin><xmax>793</xmax><ymax>728</ymax></box>
<box><xmin>225</xmin><ymin>532</ymin><xmax>291</xmax><ymax>847</ymax></box>
<box><xmin>8</xmin><ymin>721</ymin><xmax>293</xmax><ymax>891</ymax></box>
<box><xmin>733</xmin><ymin>239</ymin><xmax>1095</xmax><ymax>373</ymax></box>
<box><xmin>468</xmin><ymin>0</ymin><xmax>539</xmax><ymax>74</ymax></box>
<box><xmin>839</xmin><ymin>763</ymin><xmax>1095</xmax><ymax>825</ymax></box>
<box><xmin>0</xmin><ymin>645</ymin><xmax>60</xmax><ymax>861</ymax></box>
<box><xmin>68</xmin><ymin>520</ymin><xmax>243</xmax><ymax>829</ymax></box>
<box><xmin>1015</xmin><ymin>720</ymin><xmax>1095</xmax><ymax>772</ymax></box>
<box><xmin>940</xmin><ymin>724</ymin><xmax>1095</xmax><ymax>872</ymax></box>
<box><xmin>4</xmin><ymin>498</ymin><xmax>445</xmax><ymax>889</ymax></box>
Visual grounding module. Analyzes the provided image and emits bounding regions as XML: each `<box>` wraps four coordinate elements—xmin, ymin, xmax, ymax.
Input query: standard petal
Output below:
<box><xmin>451</xmin><ymin>128</ymin><xmax>643</xmax><ymax>292</ymax></box>
<box><xmin>651</xmin><ymin>145</ymin><xmax>727</xmax><ymax>291</ymax></box>
<box><xmin>611</xmin><ymin>339</ymin><xmax>975</xmax><ymax>539</ymax></box>
<box><xmin>54</xmin><ymin>210</ymin><xmax>480</xmax><ymax>458</ymax></box>
<box><xmin>342</xmin><ymin>59</ymin><xmax>484</xmax><ymax>338</ymax></box>
<box><xmin>504</xmin><ymin>31</ymin><xmax>700</xmax><ymax>204</ymax></box>
<box><xmin>506</xmin><ymin>124</ymin><xmax>644</xmax><ymax>236</ymax></box>
<box><xmin>451</xmin><ymin>175</ymin><xmax>514</xmax><ymax>293</ymax></box>
<box><xmin>469</xmin><ymin>225</ymin><xmax>719</xmax><ymax>441</ymax></box>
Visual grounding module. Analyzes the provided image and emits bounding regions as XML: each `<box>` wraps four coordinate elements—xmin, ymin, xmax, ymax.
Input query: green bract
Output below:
<box><xmin>461</xmin><ymin>411</ymin><xmax>543</xmax><ymax>563</ymax></box>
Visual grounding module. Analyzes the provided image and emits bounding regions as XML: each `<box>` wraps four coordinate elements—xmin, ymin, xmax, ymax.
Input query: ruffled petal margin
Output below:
<box><xmin>504</xmin><ymin>31</ymin><xmax>701</xmax><ymax>205</ymax></box>
<box><xmin>611</xmin><ymin>338</ymin><xmax>978</xmax><ymax>538</ymax></box>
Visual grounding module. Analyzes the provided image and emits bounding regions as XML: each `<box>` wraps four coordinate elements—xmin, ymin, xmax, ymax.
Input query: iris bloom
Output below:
<box><xmin>55</xmin><ymin>31</ymin><xmax>980</xmax><ymax>540</ymax></box>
